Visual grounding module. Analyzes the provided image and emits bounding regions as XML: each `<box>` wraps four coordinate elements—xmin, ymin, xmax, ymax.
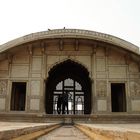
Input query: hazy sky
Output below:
<box><xmin>0</xmin><ymin>0</ymin><xmax>140</xmax><ymax>47</ymax></box>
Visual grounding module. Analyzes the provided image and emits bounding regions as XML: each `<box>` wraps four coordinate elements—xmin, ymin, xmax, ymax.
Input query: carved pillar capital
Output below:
<box><xmin>92</xmin><ymin>43</ymin><xmax>97</xmax><ymax>54</ymax></box>
<box><xmin>59</xmin><ymin>39</ymin><xmax>63</xmax><ymax>51</ymax></box>
<box><xmin>105</xmin><ymin>47</ymin><xmax>109</xmax><ymax>56</ymax></box>
<box><xmin>125</xmin><ymin>54</ymin><xmax>131</xmax><ymax>64</ymax></box>
<box><xmin>7</xmin><ymin>53</ymin><xmax>13</xmax><ymax>64</ymax></box>
<box><xmin>40</xmin><ymin>41</ymin><xmax>45</xmax><ymax>54</ymax></box>
<box><xmin>75</xmin><ymin>39</ymin><xmax>79</xmax><ymax>51</ymax></box>
<box><xmin>28</xmin><ymin>44</ymin><xmax>33</xmax><ymax>55</ymax></box>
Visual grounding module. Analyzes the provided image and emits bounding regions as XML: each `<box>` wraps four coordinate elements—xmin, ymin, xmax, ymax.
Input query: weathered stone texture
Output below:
<box><xmin>13</xmin><ymin>55</ymin><xmax>29</xmax><ymax>64</ymax></box>
<box><xmin>129</xmin><ymin>61</ymin><xmax>139</xmax><ymax>72</ymax></box>
<box><xmin>11</xmin><ymin>65</ymin><xmax>29</xmax><ymax>77</ymax></box>
<box><xmin>97</xmin><ymin>100</ymin><xmax>107</xmax><ymax>111</ymax></box>
<box><xmin>33</xmin><ymin>47</ymin><xmax>42</xmax><ymax>55</ymax></box>
<box><xmin>30</xmin><ymin>81</ymin><xmax>41</xmax><ymax>96</ymax></box>
<box><xmin>108</xmin><ymin>66</ymin><xmax>127</xmax><ymax>78</ymax></box>
<box><xmin>131</xmin><ymin>100</ymin><xmax>140</xmax><ymax>111</ymax></box>
<box><xmin>0</xmin><ymin>80</ymin><xmax>7</xmax><ymax>95</ymax></box>
<box><xmin>108</xmin><ymin>49</ymin><xmax>125</xmax><ymax>65</ymax></box>
<box><xmin>0</xmin><ymin>60</ymin><xmax>9</xmax><ymax>70</ymax></box>
<box><xmin>30</xmin><ymin>99</ymin><xmax>40</xmax><ymax>111</ymax></box>
<box><xmin>47</xmin><ymin>56</ymin><xmax>59</xmax><ymax>65</ymax></box>
<box><xmin>96</xmin><ymin>80</ymin><xmax>107</xmax><ymax>97</ymax></box>
<box><xmin>96</xmin><ymin>58</ymin><xmax>106</xmax><ymax>72</ymax></box>
<box><xmin>32</xmin><ymin>57</ymin><xmax>42</xmax><ymax>71</ymax></box>
<box><xmin>130</xmin><ymin>80</ymin><xmax>140</xmax><ymax>97</ymax></box>
<box><xmin>76</xmin><ymin>56</ymin><xmax>91</xmax><ymax>70</ymax></box>
<box><xmin>96</xmin><ymin>47</ymin><xmax>105</xmax><ymax>57</ymax></box>
<box><xmin>0</xmin><ymin>98</ymin><xmax>5</xmax><ymax>110</ymax></box>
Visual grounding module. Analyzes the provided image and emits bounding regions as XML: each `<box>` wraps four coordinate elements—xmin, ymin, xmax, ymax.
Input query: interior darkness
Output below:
<box><xmin>111</xmin><ymin>83</ymin><xmax>126</xmax><ymax>112</ymax></box>
<box><xmin>10</xmin><ymin>82</ymin><xmax>26</xmax><ymax>111</ymax></box>
<box><xmin>45</xmin><ymin>60</ymin><xmax>91</xmax><ymax>114</ymax></box>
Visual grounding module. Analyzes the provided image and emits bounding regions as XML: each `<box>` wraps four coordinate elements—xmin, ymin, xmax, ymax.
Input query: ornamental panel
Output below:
<box><xmin>96</xmin><ymin>80</ymin><xmax>107</xmax><ymax>97</ymax></box>
<box><xmin>130</xmin><ymin>80</ymin><xmax>140</xmax><ymax>97</ymax></box>
<box><xmin>0</xmin><ymin>80</ymin><xmax>7</xmax><ymax>95</ymax></box>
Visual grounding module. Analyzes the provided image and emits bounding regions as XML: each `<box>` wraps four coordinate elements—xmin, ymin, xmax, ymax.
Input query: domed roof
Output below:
<box><xmin>0</xmin><ymin>29</ymin><xmax>139</xmax><ymax>55</ymax></box>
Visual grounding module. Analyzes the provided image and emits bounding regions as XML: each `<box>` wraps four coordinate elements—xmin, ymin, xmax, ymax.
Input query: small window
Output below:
<box><xmin>10</xmin><ymin>82</ymin><xmax>26</xmax><ymax>111</ymax></box>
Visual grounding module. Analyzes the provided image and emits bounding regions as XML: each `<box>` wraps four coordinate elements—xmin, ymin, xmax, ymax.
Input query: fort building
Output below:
<box><xmin>0</xmin><ymin>29</ymin><xmax>140</xmax><ymax>122</ymax></box>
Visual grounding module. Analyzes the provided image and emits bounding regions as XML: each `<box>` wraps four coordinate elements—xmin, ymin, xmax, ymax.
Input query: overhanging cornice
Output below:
<box><xmin>0</xmin><ymin>29</ymin><xmax>139</xmax><ymax>55</ymax></box>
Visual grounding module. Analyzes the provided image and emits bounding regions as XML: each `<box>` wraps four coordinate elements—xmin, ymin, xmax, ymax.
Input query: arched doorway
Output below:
<box><xmin>45</xmin><ymin>60</ymin><xmax>91</xmax><ymax>114</ymax></box>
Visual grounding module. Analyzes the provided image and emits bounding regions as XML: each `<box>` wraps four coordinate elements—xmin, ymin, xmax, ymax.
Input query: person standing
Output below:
<box><xmin>62</xmin><ymin>91</ymin><xmax>69</xmax><ymax>114</ymax></box>
<box><xmin>57</xmin><ymin>95</ymin><xmax>62</xmax><ymax>114</ymax></box>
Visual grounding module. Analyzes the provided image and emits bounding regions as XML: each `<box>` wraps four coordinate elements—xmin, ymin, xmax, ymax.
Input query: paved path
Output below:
<box><xmin>38</xmin><ymin>125</ymin><xmax>90</xmax><ymax>140</ymax></box>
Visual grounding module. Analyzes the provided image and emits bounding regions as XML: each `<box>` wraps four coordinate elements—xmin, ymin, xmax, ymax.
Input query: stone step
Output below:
<box><xmin>0</xmin><ymin>113</ymin><xmax>140</xmax><ymax>123</ymax></box>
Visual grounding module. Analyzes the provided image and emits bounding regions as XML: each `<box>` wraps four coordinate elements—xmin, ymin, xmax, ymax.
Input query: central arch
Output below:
<box><xmin>45</xmin><ymin>60</ymin><xmax>91</xmax><ymax>114</ymax></box>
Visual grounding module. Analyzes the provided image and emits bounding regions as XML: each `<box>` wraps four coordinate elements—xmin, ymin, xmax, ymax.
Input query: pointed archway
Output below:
<box><xmin>45</xmin><ymin>60</ymin><xmax>91</xmax><ymax>114</ymax></box>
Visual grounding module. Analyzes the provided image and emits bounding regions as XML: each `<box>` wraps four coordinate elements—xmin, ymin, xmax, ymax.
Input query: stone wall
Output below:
<box><xmin>0</xmin><ymin>39</ymin><xmax>140</xmax><ymax>114</ymax></box>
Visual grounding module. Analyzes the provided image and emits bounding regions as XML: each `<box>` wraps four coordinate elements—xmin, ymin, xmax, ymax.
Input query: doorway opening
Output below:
<box><xmin>111</xmin><ymin>83</ymin><xmax>126</xmax><ymax>112</ymax></box>
<box><xmin>10</xmin><ymin>82</ymin><xmax>26</xmax><ymax>111</ymax></box>
<box><xmin>45</xmin><ymin>60</ymin><xmax>91</xmax><ymax>114</ymax></box>
<box><xmin>53</xmin><ymin>78</ymin><xmax>84</xmax><ymax>114</ymax></box>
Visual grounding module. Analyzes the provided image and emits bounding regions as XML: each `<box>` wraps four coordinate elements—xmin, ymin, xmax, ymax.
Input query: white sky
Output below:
<box><xmin>0</xmin><ymin>0</ymin><xmax>140</xmax><ymax>47</ymax></box>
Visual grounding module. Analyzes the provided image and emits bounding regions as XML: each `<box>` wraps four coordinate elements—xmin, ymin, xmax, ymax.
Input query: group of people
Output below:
<box><xmin>57</xmin><ymin>91</ymin><xmax>69</xmax><ymax>114</ymax></box>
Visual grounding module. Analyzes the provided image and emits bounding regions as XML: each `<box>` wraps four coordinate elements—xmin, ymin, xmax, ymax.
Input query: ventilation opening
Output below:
<box><xmin>111</xmin><ymin>83</ymin><xmax>126</xmax><ymax>112</ymax></box>
<box><xmin>10</xmin><ymin>82</ymin><xmax>26</xmax><ymax>111</ymax></box>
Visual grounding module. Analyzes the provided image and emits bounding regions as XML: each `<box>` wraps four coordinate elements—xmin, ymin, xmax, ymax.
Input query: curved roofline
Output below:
<box><xmin>0</xmin><ymin>29</ymin><xmax>139</xmax><ymax>54</ymax></box>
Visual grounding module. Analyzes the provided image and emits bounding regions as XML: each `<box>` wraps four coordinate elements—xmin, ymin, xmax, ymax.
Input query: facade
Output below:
<box><xmin>0</xmin><ymin>29</ymin><xmax>140</xmax><ymax>116</ymax></box>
